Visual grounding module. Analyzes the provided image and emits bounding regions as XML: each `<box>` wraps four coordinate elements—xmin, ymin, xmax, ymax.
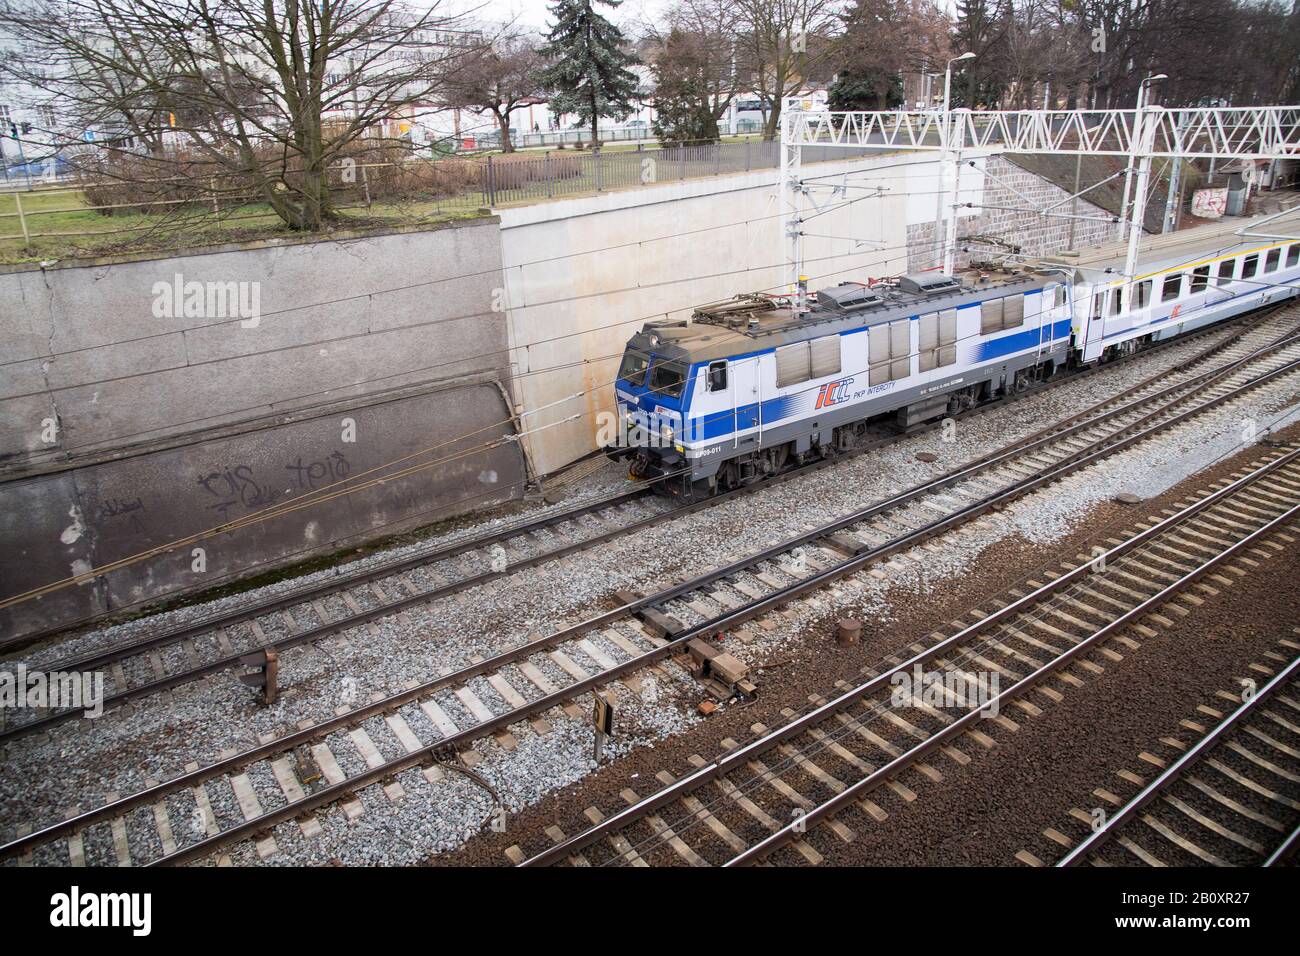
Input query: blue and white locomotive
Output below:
<box><xmin>608</xmin><ymin>210</ymin><xmax>1300</xmax><ymax>497</ymax></box>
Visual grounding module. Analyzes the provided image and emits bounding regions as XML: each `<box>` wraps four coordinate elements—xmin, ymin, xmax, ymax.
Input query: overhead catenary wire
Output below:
<box><xmin>12</xmin><ymin>175</ymin><xmax>1286</xmax><ymax>608</ymax></box>
<box><xmin>0</xmin><ymin>231</ymin><xmax>991</xmax><ymax>610</ymax></box>
<box><xmin>25</xmin><ymin>227</ymin><xmax>964</xmax><ymax>457</ymax></box>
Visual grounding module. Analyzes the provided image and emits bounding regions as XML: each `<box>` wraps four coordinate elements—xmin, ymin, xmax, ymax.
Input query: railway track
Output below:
<box><xmin>518</xmin><ymin>448</ymin><xmax>1300</xmax><ymax>866</ymax></box>
<box><xmin>0</xmin><ymin>310</ymin><xmax>1283</xmax><ymax>743</ymax></box>
<box><xmin>4</xmin><ymin>308</ymin><xmax>1300</xmax><ymax>867</ymax></box>
<box><xmin>1016</xmin><ymin>639</ymin><xmax>1300</xmax><ymax>868</ymax></box>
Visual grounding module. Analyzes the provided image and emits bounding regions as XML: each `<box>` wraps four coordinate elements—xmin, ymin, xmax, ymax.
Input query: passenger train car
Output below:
<box><xmin>608</xmin><ymin>209</ymin><xmax>1300</xmax><ymax>497</ymax></box>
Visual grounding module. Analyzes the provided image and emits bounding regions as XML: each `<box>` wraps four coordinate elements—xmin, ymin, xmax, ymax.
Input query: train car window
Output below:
<box><xmin>618</xmin><ymin>350</ymin><xmax>650</xmax><ymax>386</ymax></box>
<box><xmin>648</xmin><ymin>359</ymin><xmax>687</xmax><ymax>398</ymax></box>
<box><xmin>1243</xmin><ymin>254</ymin><xmax>1259</xmax><ymax>278</ymax></box>
<box><xmin>1136</xmin><ymin>280</ymin><xmax>1151</xmax><ymax>308</ymax></box>
<box><xmin>981</xmin><ymin>298</ymin><xmax>1004</xmax><ymax>334</ymax></box>
<box><xmin>1109</xmin><ymin>288</ymin><xmax>1124</xmax><ymax>316</ymax></box>
<box><xmin>1191</xmin><ymin>265</ymin><xmax>1210</xmax><ymax>293</ymax></box>
<box><xmin>1161</xmin><ymin>274</ymin><xmax>1182</xmax><ymax>302</ymax></box>
<box><xmin>809</xmin><ymin>335</ymin><xmax>841</xmax><ymax>378</ymax></box>
<box><xmin>775</xmin><ymin>342</ymin><xmax>811</xmax><ymax>389</ymax></box>
<box><xmin>1215</xmin><ymin>259</ymin><xmax>1235</xmax><ymax>286</ymax></box>
<box><xmin>1265</xmin><ymin>249</ymin><xmax>1281</xmax><ymax>272</ymax></box>
<box><xmin>1055</xmin><ymin>285</ymin><xmax>1068</xmax><ymax>309</ymax></box>
<box><xmin>706</xmin><ymin>361</ymin><xmax>727</xmax><ymax>392</ymax></box>
<box><xmin>1090</xmin><ymin>291</ymin><xmax>1103</xmax><ymax>320</ymax></box>
<box><xmin>1288</xmin><ymin>245</ymin><xmax>1299</xmax><ymax>268</ymax></box>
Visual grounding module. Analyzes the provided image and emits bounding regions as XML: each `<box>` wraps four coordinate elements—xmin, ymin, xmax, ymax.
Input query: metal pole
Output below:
<box><xmin>1116</xmin><ymin>85</ymin><xmax>1144</xmax><ymax>240</ymax></box>
<box><xmin>12</xmin><ymin>129</ymin><xmax>31</xmax><ymax>189</ymax></box>
<box><xmin>934</xmin><ymin>64</ymin><xmax>954</xmax><ymax>244</ymax></box>
<box><xmin>1123</xmin><ymin>106</ymin><xmax>1156</xmax><ymax>300</ymax></box>
<box><xmin>1163</xmin><ymin>157</ymin><xmax>1180</xmax><ymax>233</ymax></box>
<box><xmin>1068</xmin><ymin>153</ymin><xmax>1082</xmax><ymax>248</ymax></box>
<box><xmin>942</xmin><ymin>116</ymin><xmax>966</xmax><ymax>275</ymax></box>
<box><xmin>14</xmin><ymin>191</ymin><xmax>30</xmax><ymax>251</ymax></box>
<box><xmin>779</xmin><ymin>98</ymin><xmax>803</xmax><ymax>296</ymax></box>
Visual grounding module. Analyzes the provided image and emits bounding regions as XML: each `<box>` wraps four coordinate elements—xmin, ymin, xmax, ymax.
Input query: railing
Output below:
<box><xmin>479</xmin><ymin>138</ymin><xmax>882</xmax><ymax>206</ymax></box>
<box><xmin>790</xmin><ymin>106</ymin><xmax>1300</xmax><ymax>158</ymax></box>
<box><xmin>0</xmin><ymin>139</ymin><xmax>887</xmax><ymax>258</ymax></box>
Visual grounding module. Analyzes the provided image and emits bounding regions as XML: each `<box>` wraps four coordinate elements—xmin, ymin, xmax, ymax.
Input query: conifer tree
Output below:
<box><xmin>541</xmin><ymin>0</ymin><xmax>640</xmax><ymax>146</ymax></box>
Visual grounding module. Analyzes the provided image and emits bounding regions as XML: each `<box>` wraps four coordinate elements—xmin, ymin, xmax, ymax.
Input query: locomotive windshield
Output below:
<box><xmin>648</xmin><ymin>359</ymin><xmax>687</xmax><ymax>398</ymax></box>
<box><xmin>618</xmin><ymin>349</ymin><xmax>650</xmax><ymax>386</ymax></box>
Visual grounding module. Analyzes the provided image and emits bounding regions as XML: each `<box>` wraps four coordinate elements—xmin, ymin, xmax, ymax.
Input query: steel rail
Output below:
<box><xmin>724</xmin><ymin>480</ymin><xmax>1300</xmax><ymax>866</ymax></box>
<box><xmin>4</xmin><ymin>311</ymin><xmax>1270</xmax><ymax>706</ymax></box>
<box><xmin>1057</xmin><ymin>653</ymin><xmax>1300</xmax><ymax>866</ymax></box>
<box><xmin>522</xmin><ymin>447</ymin><xmax>1300</xmax><ymax>866</ymax></box>
<box><xmin>20</xmin><ymin>349</ymin><xmax>1300</xmax><ymax>864</ymax></box>
<box><xmin>6</xmin><ymin>304</ymin><xmax>1260</xmax><ymax>667</ymax></box>
<box><xmin>13</xmin><ymin>316</ymin><xmax>1257</xmax><ymax>742</ymax></box>
<box><xmin>1263</xmin><ymin>824</ymin><xmax>1300</xmax><ymax>867</ymax></box>
<box><xmin>2</xmin><ymin>318</ymin><xmax>1291</xmax><ymax>860</ymax></box>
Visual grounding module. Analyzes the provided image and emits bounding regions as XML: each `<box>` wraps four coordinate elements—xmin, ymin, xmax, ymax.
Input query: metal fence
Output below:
<box><xmin>0</xmin><ymin>138</ymin><xmax>888</xmax><ymax>258</ymax></box>
<box><xmin>480</xmin><ymin>139</ymin><xmax>884</xmax><ymax>206</ymax></box>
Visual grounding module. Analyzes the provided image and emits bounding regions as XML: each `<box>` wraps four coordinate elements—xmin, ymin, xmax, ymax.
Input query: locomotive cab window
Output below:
<box><xmin>1190</xmin><ymin>265</ymin><xmax>1210</xmax><ymax>293</ymax></box>
<box><xmin>1287</xmin><ymin>244</ymin><xmax>1299</xmax><ymax>268</ymax></box>
<box><xmin>618</xmin><ymin>350</ymin><xmax>650</xmax><ymax>386</ymax></box>
<box><xmin>1161</xmin><ymin>274</ymin><xmax>1183</xmax><ymax>302</ymax></box>
<box><xmin>1215</xmin><ymin>259</ymin><xmax>1235</xmax><ymax>286</ymax></box>
<box><xmin>1243</xmin><ymin>254</ymin><xmax>1259</xmax><ymax>278</ymax></box>
<box><xmin>706</xmin><ymin>361</ymin><xmax>727</xmax><ymax>392</ymax></box>
<box><xmin>648</xmin><ymin>359</ymin><xmax>687</xmax><ymax>398</ymax></box>
<box><xmin>1265</xmin><ymin>248</ymin><xmax>1281</xmax><ymax>272</ymax></box>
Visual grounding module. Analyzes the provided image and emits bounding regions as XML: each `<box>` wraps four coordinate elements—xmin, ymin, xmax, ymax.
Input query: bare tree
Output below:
<box><xmin>443</xmin><ymin>31</ymin><xmax>545</xmax><ymax>152</ymax></box>
<box><xmin>733</xmin><ymin>0</ymin><xmax>842</xmax><ymax>140</ymax></box>
<box><xmin>831</xmin><ymin>0</ymin><xmax>951</xmax><ymax>109</ymax></box>
<box><xmin>642</xmin><ymin>0</ymin><xmax>744</xmax><ymax>131</ymax></box>
<box><xmin>0</xmin><ymin>0</ymin><xmax>483</xmax><ymax>230</ymax></box>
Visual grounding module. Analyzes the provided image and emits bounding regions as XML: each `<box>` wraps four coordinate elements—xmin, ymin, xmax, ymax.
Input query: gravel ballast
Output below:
<box><xmin>3</xmin><ymin>323</ymin><xmax>1299</xmax><ymax>867</ymax></box>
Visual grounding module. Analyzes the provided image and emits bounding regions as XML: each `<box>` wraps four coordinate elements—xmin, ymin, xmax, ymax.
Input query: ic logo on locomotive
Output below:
<box><xmin>814</xmin><ymin>377</ymin><xmax>857</xmax><ymax>410</ymax></box>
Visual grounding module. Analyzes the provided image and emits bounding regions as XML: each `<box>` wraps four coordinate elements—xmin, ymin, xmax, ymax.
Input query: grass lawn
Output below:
<box><xmin>0</xmin><ymin>184</ymin><xmax>487</xmax><ymax>263</ymax></box>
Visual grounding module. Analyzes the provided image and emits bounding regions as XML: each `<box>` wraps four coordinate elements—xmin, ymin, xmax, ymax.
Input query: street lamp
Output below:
<box><xmin>942</xmin><ymin>52</ymin><xmax>976</xmax><ymax>115</ymax></box>
<box><xmin>1140</xmin><ymin>73</ymin><xmax>1169</xmax><ymax>103</ymax></box>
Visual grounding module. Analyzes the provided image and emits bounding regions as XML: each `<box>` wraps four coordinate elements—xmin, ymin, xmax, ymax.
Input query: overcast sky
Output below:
<box><xmin>463</xmin><ymin>0</ymin><xmax>960</xmax><ymax>37</ymax></box>
<box><xmin>468</xmin><ymin>0</ymin><xmax>672</xmax><ymax>35</ymax></box>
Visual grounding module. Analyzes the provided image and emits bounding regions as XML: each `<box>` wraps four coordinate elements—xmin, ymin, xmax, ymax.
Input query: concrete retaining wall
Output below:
<box><xmin>498</xmin><ymin>152</ymin><xmax>940</xmax><ymax>475</ymax></box>
<box><xmin>0</xmin><ymin>217</ymin><xmax>525</xmax><ymax>639</ymax></box>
